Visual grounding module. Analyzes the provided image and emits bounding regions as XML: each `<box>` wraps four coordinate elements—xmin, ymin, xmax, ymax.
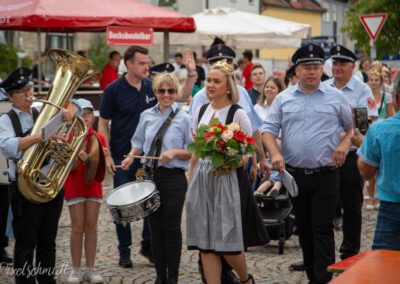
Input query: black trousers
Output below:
<box><xmin>290</xmin><ymin>169</ymin><xmax>339</xmax><ymax>284</ymax></box>
<box><xmin>9</xmin><ymin>182</ymin><xmax>64</xmax><ymax>284</ymax></box>
<box><xmin>338</xmin><ymin>151</ymin><xmax>364</xmax><ymax>259</ymax></box>
<box><xmin>0</xmin><ymin>185</ymin><xmax>9</xmax><ymax>249</ymax></box>
<box><xmin>148</xmin><ymin>167</ymin><xmax>187</xmax><ymax>281</ymax></box>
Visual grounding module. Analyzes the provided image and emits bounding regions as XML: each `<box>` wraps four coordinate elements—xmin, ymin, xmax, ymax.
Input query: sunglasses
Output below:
<box><xmin>156</xmin><ymin>88</ymin><xmax>177</xmax><ymax>95</ymax></box>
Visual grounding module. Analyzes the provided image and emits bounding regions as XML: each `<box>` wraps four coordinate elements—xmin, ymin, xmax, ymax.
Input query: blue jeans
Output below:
<box><xmin>372</xmin><ymin>201</ymin><xmax>400</xmax><ymax>251</ymax></box>
<box><xmin>114</xmin><ymin>158</ymin><xmax>151</xmax><ymax>252</ymax></box>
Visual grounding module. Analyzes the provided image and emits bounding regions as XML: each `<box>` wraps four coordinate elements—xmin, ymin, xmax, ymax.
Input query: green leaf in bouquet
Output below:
<box><xmin>211</xmin><ymin>153</ymin><xmax>225</xmax><ymax>168</ymax></box>
<box><xmin>187</xmin><ymin>142</ymin><xmax>197</xmax><ymax>153</ymax></box>
<box><xmin>226</xmin><ymin>139</ymin><xmax>239</xmax><ymax>149</ymax></box>
<box><xmin>209</xmin><ymin>117</ymin><xmax>223</xmax><ymax>126</ymax></box>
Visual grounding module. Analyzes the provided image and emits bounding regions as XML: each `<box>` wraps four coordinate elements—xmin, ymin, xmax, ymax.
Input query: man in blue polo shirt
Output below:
<box><xmin>99</xmin><ymin>46</ymin><xmax>196</xmax><ymax>268</ymax></box>
<box><xmin>357</xmin><ymin>112</ymin><xmax>400</xmax><ymax>250</ymax></box>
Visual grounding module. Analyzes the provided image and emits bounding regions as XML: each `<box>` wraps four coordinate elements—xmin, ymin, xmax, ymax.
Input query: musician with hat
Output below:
<box><xmin>0</xmin><ymin>67</ymin><xmax>78</xmax><ymax>283</ymax></box>
<box><xmin>261</xmin><ymin>44</ymin><xmax>353</xmax><ymax>283</ymax></box>
<box><xmin>325</xmin><ymin>45</ymin><xmax>378</xmax><ymax>261</ymax></box>
<box><xmin>64</xmin><ymin>99</ymin><xmax>106</xmax><ymax>283</ymax></box>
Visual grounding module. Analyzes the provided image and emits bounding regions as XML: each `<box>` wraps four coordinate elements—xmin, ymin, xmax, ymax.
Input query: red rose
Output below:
<box><xmin>216</xmin><ymin>140</ymin><xmax>226</xmax><ymax>149</ymax></box>
<box><xmin>204</xmin><ymin>131</ymin><xmax>216</xmax><ymax>141</ymax></box>
<box><xmin>246</xmin><ymin>136</ymin><xmax>255</xmax><ymax>145</ymax></box>
<box><xmin>233</xmin><ymin>130</ymin><xmax>246</xmax><ymax>142</ymax></box>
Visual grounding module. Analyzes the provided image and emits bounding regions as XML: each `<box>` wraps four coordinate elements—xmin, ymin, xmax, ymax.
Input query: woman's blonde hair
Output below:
<box><xmin>208</xmin><ymin>59</ymin><xmax>239</xmax><ymax>104</ymax></box>
<box><xmin>152</xmin><ymin>72</ymin><xmax>180</xmax><ymax>93</ymax></box>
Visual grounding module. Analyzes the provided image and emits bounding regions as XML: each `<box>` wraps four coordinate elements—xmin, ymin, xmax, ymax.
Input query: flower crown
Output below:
<box><xmin>212</xmin><ymin>59</ymin><xmax>235</xmax><ymax>76</ymax></box>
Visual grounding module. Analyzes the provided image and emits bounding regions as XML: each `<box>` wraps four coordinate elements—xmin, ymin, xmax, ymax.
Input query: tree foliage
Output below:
<box><xmin>0</xmin><ymin>44</ymin><xmax>37</xmax><ymax>78</ymax></box>
<box><xmin>342</xmin><ymin>0</ymin><xmax>400</xmax><ymax>58</ymax></box>
<box><xmin>0</xmin><ymin>44</ymin><xmax>18</xmax><ymax>78</ymax></box>
<box><xmin>88</xmin><ymin>33</ymin><xmax>112</xmax><ymax>71</ymax></box>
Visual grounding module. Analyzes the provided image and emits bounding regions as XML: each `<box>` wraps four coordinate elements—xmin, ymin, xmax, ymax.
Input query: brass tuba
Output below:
<box><xmin>18</xmin><ymin>49</ymin><xmax>99</xmax><ymax>203</ymax></box>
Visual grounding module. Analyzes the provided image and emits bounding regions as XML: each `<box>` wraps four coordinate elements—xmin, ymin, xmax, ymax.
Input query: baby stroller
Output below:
<box><xmin>254</xmin><ymin>177</ymin><xmax>295</xmax><ymax>254</ymax></box>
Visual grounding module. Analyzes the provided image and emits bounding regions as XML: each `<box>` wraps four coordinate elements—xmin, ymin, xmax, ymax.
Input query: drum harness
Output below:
<box><xmin>136</xmin><ymin>108</ymin><xmax>180</xmax><ymax>181</ymax></box>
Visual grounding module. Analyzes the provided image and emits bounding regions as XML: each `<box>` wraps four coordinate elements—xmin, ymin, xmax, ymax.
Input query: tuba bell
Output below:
<box><xmin>17</xmin><ymin>49</ymin><xmax>99</xmax><ymax>203</ymax></box>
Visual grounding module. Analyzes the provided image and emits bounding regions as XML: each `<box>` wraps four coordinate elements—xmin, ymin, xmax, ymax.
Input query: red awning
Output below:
<box><xmin>0</xmin><ymin>0</ymin><xmax>195</xmax><ymax>33</ymax></box>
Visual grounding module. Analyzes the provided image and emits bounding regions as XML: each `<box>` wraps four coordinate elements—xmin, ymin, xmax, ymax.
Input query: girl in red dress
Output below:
<box><xmin>65</xmin><ymin>99</ymin><xmax>106</xmax><ymax>284</ymax></box>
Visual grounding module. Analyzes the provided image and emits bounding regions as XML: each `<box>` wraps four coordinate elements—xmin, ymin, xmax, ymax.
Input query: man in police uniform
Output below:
<box><xmin>261</xmin><ymin>44</ymin><xmax>353</xmax><ymax>284</ymax></box>
<box><xmin>0</xmin><ymin>68</ymin><xmax>76</xmax><ymax>283</ymax></box>
<box><xmin>326</xmin><ymin>45</ymin><xmax>378</xmax><ymax>260</ymax></box>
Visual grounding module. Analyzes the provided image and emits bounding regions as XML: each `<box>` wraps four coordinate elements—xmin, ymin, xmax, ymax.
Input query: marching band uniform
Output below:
<box><xmin>0</xmin><ymin>68</ymin><xmax>63</xmax><ymax>284</ymax></box>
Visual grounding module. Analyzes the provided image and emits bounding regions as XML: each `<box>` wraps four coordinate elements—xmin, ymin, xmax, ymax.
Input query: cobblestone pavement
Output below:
<box><xmin>1</xmin><ymin>175</ymin><xmax>376</xmax><ymax>283</ymax></box>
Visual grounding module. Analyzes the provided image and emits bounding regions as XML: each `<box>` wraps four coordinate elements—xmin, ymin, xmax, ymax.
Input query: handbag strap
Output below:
<box><xmin>147</xmin><ymin>108</ymin><xmax>180</xmax><ymax>169</ymax></box>
<box><xmin>378</xmin><ymin>91</ymin><xmax>386</xmax><ymax>116</ymax></box>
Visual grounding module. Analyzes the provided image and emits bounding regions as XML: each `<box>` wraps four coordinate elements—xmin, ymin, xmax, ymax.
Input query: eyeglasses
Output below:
<box><xmin>156</xmin><ymin>88</ymin><xmax>177</xmax><ymax>95</ymax></box>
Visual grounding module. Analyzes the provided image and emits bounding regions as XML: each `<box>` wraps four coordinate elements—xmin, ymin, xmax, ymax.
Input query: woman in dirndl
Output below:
<box><xmin>186</xmin><ymin>60</ymin><xmax>268</xmax><ymax>284</ymax></box>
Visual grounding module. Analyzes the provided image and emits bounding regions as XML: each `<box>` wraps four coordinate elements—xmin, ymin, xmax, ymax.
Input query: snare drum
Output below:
<box><xmin>106</xmin><ymin>180</ymin><xmax>160</xmax><ymax>224</ymax></box>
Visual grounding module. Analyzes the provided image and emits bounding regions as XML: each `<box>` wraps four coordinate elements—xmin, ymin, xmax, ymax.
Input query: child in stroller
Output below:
<box><xmin>254</xmin><ymin>167</ymin><xmax>282</xmax><ymax>198</ymax></box>
<box><xmin>252</xmin><ymin>163</ymin><xmax>295</xmax><ymax>254</ymax></box>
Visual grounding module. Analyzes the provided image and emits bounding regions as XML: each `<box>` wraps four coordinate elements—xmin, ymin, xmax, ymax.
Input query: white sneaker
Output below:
<box><xmin>84</xmin><ymin>267</ymin><xmax>103</xmax><ymax>283</ymax></box>
<box><xmin>67</xmin><ymin>268</ymin><xmax>82</xmax><ymax>283</ymax></box>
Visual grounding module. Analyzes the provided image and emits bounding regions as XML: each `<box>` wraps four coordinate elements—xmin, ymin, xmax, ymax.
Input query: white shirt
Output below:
<box><xmin>193</xmin><ymin>103</ymin><xmax>252</xmax><ymax>136</ymax></box>
<box><xmin>254</xmin><ymin>102</ymin><xmax>271</xmax><ymax>122</ymax></box>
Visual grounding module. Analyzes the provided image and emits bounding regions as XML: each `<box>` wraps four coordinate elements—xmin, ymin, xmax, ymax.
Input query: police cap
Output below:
<box><xmin>292</xmin><ymin>44</ymin><xmax>324</xmax><ymax>66</ymax></box>
<box><xmin>149</xmin><ymin>63</ymin><xmax>175</xmax><ymax>76</ymax></box>
<box><xmin>206</xmin><ymin>44</ymin><xmax>236</xmax><ymax>64</ymax></box>
<box><xmin>330</xmin><ymin>45</ymin><xmax>357</xmax><ymax>63</ymax></box>
<box><xmin>0</xmin><ymin>67</ymin><xmax>33</xmax><ymax>93</ymax></box>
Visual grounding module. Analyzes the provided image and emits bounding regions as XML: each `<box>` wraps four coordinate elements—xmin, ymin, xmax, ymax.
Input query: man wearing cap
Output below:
<box><xmin>261</xmin><ymin>44</ymin><xmax>353</xmax><ymax>284</ymax></box>
<box><xmin>149</xmin><ymin>63</ymin><xmax>175</xmax><ymax>79</ymax></box>
<box><xmin>100</xmin><ymin>51</ymin><xmax>121</xmax><ymax>90</ymax></box>
<box><xmin>0</xmin><ymin>67</ymin><xmax>78</xmax><ymax>283</ymax></box>
<box><xmin>325</xmin><ymin>45</ymin><xmax>378</xmax><ymax>260</ymax></box>
<box><xmin>98</xmin><ymin>46</ymin><xmax>196</xmax><ymax>269</ymax></box>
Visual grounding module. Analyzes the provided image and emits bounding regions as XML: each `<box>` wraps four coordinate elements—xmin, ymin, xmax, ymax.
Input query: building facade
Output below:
<box><xmin>260</xmin><ymin>0</ymin><xmax>325</xmax><ymax>61</ymax></box>
<box><xmin>316</xmin><ymin>0</ymin><xmax>352</xmax><ymax>46</ymax></box>
<box><xmin>144</xmin><ymin>0</ymin><xmax>261</xmax><ymax>14</ymax></box>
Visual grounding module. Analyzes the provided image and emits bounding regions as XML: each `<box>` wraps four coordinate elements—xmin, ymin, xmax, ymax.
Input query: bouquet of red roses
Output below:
<box><xmin>188</xmin><ymin>118</ymin><xmax>257</xmax><ymax>176</ymax></box>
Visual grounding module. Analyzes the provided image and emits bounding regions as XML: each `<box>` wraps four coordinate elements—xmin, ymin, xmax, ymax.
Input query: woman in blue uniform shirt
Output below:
<box><xmin>121</xmin><ymin>72</ymin><xmax>192</xmax><ymax>284</ymax></box>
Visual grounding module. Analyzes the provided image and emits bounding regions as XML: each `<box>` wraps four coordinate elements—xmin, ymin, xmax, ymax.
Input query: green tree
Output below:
<box><xmin>88</xmin><ymin>33</ymin><xmax>112</xmax><ymax>71</ymax></box>
<box><xmin>0</xmin><ymin>44</ymin><xmax>18</xmax><ymax>78</ymax></box>
<box><xmin>342</xmin><ymin>0</ymin><xmax>400</xmax><ymax>59</ymax></box>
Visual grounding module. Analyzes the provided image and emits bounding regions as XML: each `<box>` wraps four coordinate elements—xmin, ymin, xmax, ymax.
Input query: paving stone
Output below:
<box><xmin>0</xmin><ymin>175</ymin><xmax>376</xmax><ymax>283</ymax></box>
